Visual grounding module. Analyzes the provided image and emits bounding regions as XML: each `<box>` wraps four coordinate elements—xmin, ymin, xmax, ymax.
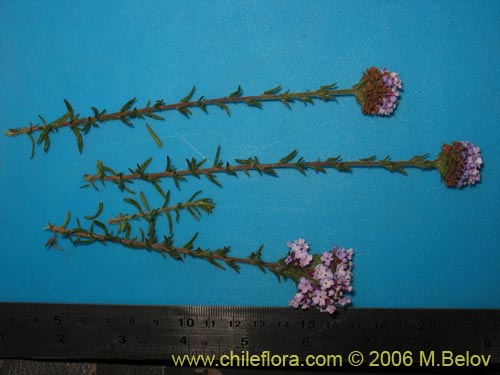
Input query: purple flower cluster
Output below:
<box><xmin>377</xmin><ymin>69</ymin><xmax>402</xmax><ymax>116</ymax></box>
<box><xmin>437</xmin><ymin>141</ymin><xmax>483</xmax><ymax>188</ymax></box>
<box><xmin>287</xmin><ymin>239</ymin><xmax>354</xmax><ymax>315</ymax></box>
<box><xmin>457</xmin><ymin>141</ymin><xmax>483</xmax><ymax>188</ymax></box>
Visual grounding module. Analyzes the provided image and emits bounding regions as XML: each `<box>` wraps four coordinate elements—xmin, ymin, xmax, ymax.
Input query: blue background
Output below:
<box><xmin>1</xmin><ymin>0</ymin><xmax>499</xmax><ymax>308</ymax></box>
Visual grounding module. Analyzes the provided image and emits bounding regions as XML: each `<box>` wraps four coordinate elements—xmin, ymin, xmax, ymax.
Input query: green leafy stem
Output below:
<box><xmin>4</xmin><ymin>84</ymin><xmax>353</xmax><ymax>157</ymax></box>
<box><xmin>45</xmin><ymin>217</ymin><xmax>307</xmax><ymax>282</ymax></box>
<box><xmin>83</xmin><ymin>147</ymin><xmax>437</xmax><ymax>191</ymax></box>
<box><xmin>110</xmin><ymin>190</ymin><xmax>215</xmax><ymax>234</ymax></box>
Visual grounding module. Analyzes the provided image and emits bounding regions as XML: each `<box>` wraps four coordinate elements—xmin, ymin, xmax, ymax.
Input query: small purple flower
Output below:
<box><xmin>298</xmin><ymin>277</ymin><xmax>314</xmax><ymax>293</ymax></box>
<box><xmin>437</xmin><ymin>141</ymin><xmax>483</xmax><ymax>188</ymax></box>
<box><xmin>287</xmin><ymin>239</ymin><xmax>354</xmax><ymax>315</ymax></box>
<box><xmin>456</xmin><ymin>141</ymin><xmax>483</xmax><ymax>188</ymax></box>
<box><xmin>320</xmin><ymin>251</ymin><xmax>334</xmax><ymax>266</ymax></box>
<box><xmin>312</xmin><ymin>289</ymin><xmax>328</xmax><ymax>307</ymax></box>
<box><xmin>353</xmin><ymin>67</ymin><xmax>402</xmax><ymax>116</ymax></box>
<box><xmin>314</xmin><ymin>264</ymin><xmax>333</xmax><ymax>281</ymax></box>
<box><xmin>320</xmin><ymin>277</ymin><xmax>334</xmax><ymax>290</ymax></box>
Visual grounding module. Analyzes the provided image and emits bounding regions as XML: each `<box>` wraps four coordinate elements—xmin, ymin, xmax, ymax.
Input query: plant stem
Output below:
<box><xmin>45</xmin><ymin>225</ymin><xmax>282</xmax><ymax>272</ymax></box>
<box><xmin>5</xmin><ymin>86</ymin><xmax>354</xmax><ymax>137</ymax></box>
<box><xmin>85</xmin><ymin>159</ymin><xmax>438</xmax><ymax>183</ymax></box>
<box><xmin>108</xmin><ymin>200</ymin><xmax>213</xmax><ymax>224</ymax></box>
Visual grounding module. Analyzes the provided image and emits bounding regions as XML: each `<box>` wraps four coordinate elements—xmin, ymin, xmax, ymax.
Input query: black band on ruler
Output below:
<box><xmin>0</xmin><ymin>303</ymin><xmax>499</xmax><ymax>366</ymax></box>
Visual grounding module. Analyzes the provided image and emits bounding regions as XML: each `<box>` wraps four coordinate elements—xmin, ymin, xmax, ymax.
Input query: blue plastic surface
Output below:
<box><xmin>1</xmin><ymin>0</ymin><xmax>499</xmax><ymax>308</ymax></box>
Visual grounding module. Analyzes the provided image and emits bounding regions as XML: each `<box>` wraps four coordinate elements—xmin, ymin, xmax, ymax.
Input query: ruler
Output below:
<box><xmin>1</xmin><ymin>303</ymin><xmax>499</xmax><ymax>366</ymax></box>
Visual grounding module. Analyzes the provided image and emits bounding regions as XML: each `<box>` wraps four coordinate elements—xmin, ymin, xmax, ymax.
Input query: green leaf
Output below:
<box><xmin>213</xmin><ymin>145</ymin><xmax>222</xmax><ymax>167</ymax></box>
<box><xmin>71</xmin><ymin>126</ymin><xmax>83</xmax><ymax>153</ymax></box>
<box><xmin>187</xmin><ymin>190</ymin><xmax>202</xmax><ymax>202</ymax></box>
<box><xmin>84</xmin><ymin>202</ymin><xmax>104</xmax><ymax>220</ymax></box>
<box><xmin>92</xmin><ymin>220</ymin><xmax>109</xmax><ymax>236</ymax></box>
<box><xmin>279</xmin><ymin>150</ymin><xmax>298</xmax><ymax>164</ymax></box>
<box><xmin>27</xmin><ymin>132</ymin><xmax>35</xmax><ymax>159</ymax></box>
<box><xmin>215</xmin><ymin>102</ymin><xmax>231</xmax><ymax>116</ymax></box>
<box><xmin>180</xmin><ymin>86</ymin><xmax>195</xmax><ymax>102</ymax></box>
<box><xmin>246</xmin><ymin>100</ymin><xmax>262</xmax><ymax>108</ymax></box>
<box><xmin>263</xmin><ymin>85</ymin><xmax>282</xmax><ymax>95</ymax></box>
<box><xmin>145</xmin><ymin>123</ymin><xmax>163</xmax><ymax>148</ymax></box>
<box><xmin>140</xmin><ymin>157</ymin><xmax>153</xmax><ymax>173</ymax></box>
<box><xmin>226</xmin><ymin>260</ymin><xmax>240</xmax><ymax>273</ymax></box>
<box><xmin>165</xmin><ymin>211</ymin><xmax>173</xmax><ymax>234</ymax></box>
<box><xmin>360</xmin><ymin>155</ymin><xmax>377</xmax><ymax>162</ymax></box>
<box><xmin>140</xmin><ymin>191</ymin><xmax>150</xmax><ymax>211</ymax></box>
<box><xmin>205</xmin><ymin>173</ymin><xmax>222</xmax><ymax>187</ymax></box>
<box><xmin>229</xmin><ymin>85</ymin><xmax>242</xmax><ymax>98</ymax></box>
<box><xmin>63</xmin><ymin>99</ymin><xmax>74</xmax><ymax>117</ymax></box>
<box><xmin>124</xmin><ymin>198</ymin><xmax>143</xmax><ymax>213</ymax></box>
<box><xmin>177</xmin><ymin>107</ymin><xmax>192</xmax><ymax>117</ymax></box>
<box><xmin>61</xmin><ymin>211</ymin><xmax>71</xmax><ymax>228</ymax></box>
<box><xmin>120</xmin><ymin>97</ymin><xmax>136</xmax><ymax>113</ymax></box>
<box><xmin>144</xmin><ymin>112</ymin><xmax>165</xmax><ymax>121</ymax></box>
<box><xmin>183</xmin><ymin>232</ymin><xmax>198</xmax><ymax>250</ymax></box>
<box><xmin>43</xmin><ymin>134</ymin><xmax>50</xmax><ymax>153</ymax></box>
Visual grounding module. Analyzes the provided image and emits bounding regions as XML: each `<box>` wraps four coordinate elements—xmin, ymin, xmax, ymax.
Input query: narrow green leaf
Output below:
<box><xmin>180</xmin><ymin>86</ymin><xmax>195</xmax><ymax>102</ymax></box>
<box><xmin>205</xmin><ymin>173</ymin><xmax>222</xmax><ymax>187</ymax></box>
<box><xmin>360</xmin><ymin>155</ymin><xmax>377</xmax><ymax>162</ymax></box>
<box><xmin>144</xmin><ymin>112</ymin><xmax>165</xmax><ymax>121</ymax></box>
<box><xmin>263</xmin><ymin>85</ymin><xmax>282</xmax><ymax>95</ymax></box>
<box><xmin>145</xmin><ymin>123</ymin><xmax>163</xmax><ymax>148</ymax></box>
<box><xmin>120</xmin><ymin>98</ymin><xmax>136</xmax><ymax>113</ymax></box>
<box><xmin>63</xmin><ymin>99</ymin><xmax>74</xmax><ymax>117</ymax></box>
<box><xmin>124</xmin><ymin>198</ymin><xmax>143</xmax><ymax>213</ymax></box>
<box><xmin>183</xmin><ymin>232</ymin><xmax>198</xmax><ymax>249</ymax></box>
<box><xmin>84</xmin><ymin>202</ymin><xmax>104</xmax><ymax>220</ymax></box>
<box><xmin>165</xmin><ymin>211</ymin><xmax>173</xmax><ymax>234</ymax></box>
<box><xmin>140</xmin><ymin>157</ymin><xmax>153</xmax><ymax>172</ymax></box>
<box><xmin>27</xmin><ymin>132</ymin><xmax>35</xmax><ymax>159</ymax></box>
<box><xmin>226</xmin><ymin>260</ymin><xmax>240</xmax><ymax>273</ymax></box>
<box><xmin>187</xmin><ymin>190</ymin><xmax>202</xmax><ymax>202</ymax></box>
<box><xmin>213</xmin><ymin>145</ymin><xmax>222</xmax><ymax>167</ymax></box>
<box><xmin>279</xmin><ymin>150</ymin><xmax>298</xmax><ymax>164</ymax></box>
<box><xmin>140</xmin><ymin>191</ymin><xmax>150</xmax><ymax>211</ymax></box>
<box><xmin>246</xmin><ymin>100</ymin><xmax>262</xmax><ymax>108</ymax></box>
<box><xmin>177</xmin><ymin>107</ymin><xmax>192</xmax><ymax>117</ymax></box>
<box><xmin>229</xmin><ymin>85</ymin><xmax>242</xmax><ymax>98</ymax></box>
<box><xmin>61</xmin><ymin>211</ymin><xmax>71</xmax><ymax>228</ymax></box>
<box><xmin>43</xmin><ymin>134</ymin><xmax>50</xmax><ymax>153</ymax></box>
<box><xmin>92</xmin><ymin>220</ymin><xmax>109</xmax><ymax>235</ymax></box>
<box><xmin>215</xmin><ymin>102</ymin><xmax>231</xmax><ymax>116</ymax></box>
<box><xmin>71</xmin><ymin>126</ymin><xmax>83</xmax><ymax>153</ymax></box>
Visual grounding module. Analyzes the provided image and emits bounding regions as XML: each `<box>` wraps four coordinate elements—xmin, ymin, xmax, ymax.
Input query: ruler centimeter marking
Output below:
<box><xmin>0</xmin><ymin>303</ymin><xmax>499</xmax><ymax>363</ymax></box>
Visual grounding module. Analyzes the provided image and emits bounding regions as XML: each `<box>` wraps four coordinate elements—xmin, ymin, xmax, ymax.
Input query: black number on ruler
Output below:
<box><xmin>423</xmin><ymin>339</ymin><xmax>431</xmax><ymax>348</ymax></box>
<box><xmin>32</xmin><ymin>316</ymin><xmax>39</xmax><ymax>324</ymax></box>
<box><xmin>153</xmin><ymin>319</ymin><xmax>160</xmax><ymax>326</ymax></box>
<box><xmin>54</xmin><ymin>316</ymin><xmax>62</xmax><ymax>325</ymax></box>
<box><xmin>277</xmin><ymin>321</ymin><xmax>290</xmax><ymax>328</ymax></box>
<box><xmin>229</xmin><ymin>320</ymin><xmax>241</xmax><ymax>328</ymax></box>
<box><xmin>241</xmin><ymin>337</ymin><xmax>249</xmax><ymax>346</ymax></box>
<box><xmin>300</xmin><ymin>320</ymin><xmax>316</xmax><ymax>329</ymax></box>
<box><xmin>80</xmin><ymin>317</ymin><xmax>86</xmax><ymax>325</ymax></box>
<box><xmin>118</xmin><ymin>335</ymin><xmax>127</xmax><ymax>344</ymax></box>
<box><xmin>7</xmin><ymin>316</ymin><xmax>14</xmax><ymax>325</ymax></box>
<box><xmin>180</xmin><ymin>336</ymin><xmax>187</xmax><ymax>345</ymax></box>
<box><xmin>302</xmin><ymin>338</ymin><xmax>310</xmax><ymax>346</ymax></box>
<box><xmin>205</xmin><ymin>320</ymin><xmax>215</xmax><ymax>328</ymax></box>
<box><xmin>105</xmin><ymin>318</ymin><xmax>111</xmax><ymax>325</ymax></box>
<box><xmin>57</xmin><ymin>334</ymin><xmax>65</xmax><ymax>343</ymax></box>
<box><xmin>129</xmin><ymin>318</ymin><xmax>135</xmax><ymax>326</ymax></box>
<box><xmin>252</xmin><ymin>320</ymin><xmax>265</xmax><ymax>328</ymax></box>
<box><xmin>179</xmin><ymin>318</ymin><xmax>194</xmax><ymax>327</ymax></box>
<box><xmin>418</xmin><ymin>321</ymin><xmax>436</xmax><ymax>330</ymax></box>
